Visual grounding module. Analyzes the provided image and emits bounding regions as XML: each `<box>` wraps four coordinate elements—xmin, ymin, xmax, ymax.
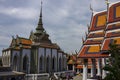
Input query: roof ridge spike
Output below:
<box><xmin>82</xmin><ymin>37</ymin><xmax>85</xmax><ymax>44</ymax></box>
<box><xmin>90</xmin><ymin>3</ymin><xmax>95</xmax><ymax>14</ymax></box>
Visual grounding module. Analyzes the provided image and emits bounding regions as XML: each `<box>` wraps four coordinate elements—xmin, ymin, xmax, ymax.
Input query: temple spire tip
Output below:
<box><xmin>40</xmin><ymin>0</ymin><xmax>43</xmax><ymax>17</ymax></box>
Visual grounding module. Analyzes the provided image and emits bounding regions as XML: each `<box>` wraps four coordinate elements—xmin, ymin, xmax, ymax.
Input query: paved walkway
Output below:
<box><xmin>73</xmin><ymin>74</ymin><xmax>82</xmax><ymax>80</ymax></box>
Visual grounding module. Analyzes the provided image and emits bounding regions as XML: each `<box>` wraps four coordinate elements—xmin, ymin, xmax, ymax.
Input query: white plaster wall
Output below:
<box><xmin>12</xmin><ymin>50</ymin><xmax>20</xmax><ymax>71</ymax></box>
<box><xmin>46</xmin><ymin>48</ymin><xmax>51</xmax><ymax>57</ymax></box>
<box><xmin>2</xmin><ymin>51</ymin><xmax>5</xmax><ymax>66</ymax></box>
<box><xmin>22</xmin><ymin>49</ymin><xmax>31</xmax><ymax>59</ymax></box>
<box><xmin>46</xmin><ymin>48</ymin><xmax>51</xmax><ymax>72</ymax></box>
<box><xmin>52</xmin><ymin>49</ymin><xmax>57</xmax><ymax>58</ymax></box>
<box><xmin>38</xmin><ymin>48</ymin><xmax>44</xmax><ymax>57</ymax></box>
<box><xmin>63</xmin><ymin>55</ymin><xmax>67</xmax><ymax>70</ymax></box>
<box><xmin>52</xmin><ymin>49</ymin><xmax>57</xmax><ymax>71</ymax></box>
<box><xmin>58</xmin><ymin>52</ymin><xmax>62</xmax><ymax>59</ymax></box>
<box><xmin>38</xmin><ymin>48</ymin><xmax>45</xmax><ymax>73</ymax></box>
<box><xmin>4</xmin><ymin>51</ymin><xmax>7</xmax><ymax>65</ymax></box>
<box><xmin>5</xmin><ymin>51</ymin><xmax>9</xmax><ymax>66</ymax></box>
<box><xmin>7</xmin><ymin>50</ymin><xmax>11</xmax><ymax>66</ymax></box>
<box><xmin>22</xmin><ymin>49</ymin><xmax>31</xmax><ymax>73</ymax></box>
<box><xmin>12</xmin><ymin>50</ymin><xmax>20</xmax><ymax>63</ymax></box>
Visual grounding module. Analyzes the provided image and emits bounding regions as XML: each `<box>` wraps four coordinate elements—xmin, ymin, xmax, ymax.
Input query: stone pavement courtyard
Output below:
<box><xmin>73</xmin><ymin>74</ymin><xmax>82</xmax><ymax>80</ymax></box>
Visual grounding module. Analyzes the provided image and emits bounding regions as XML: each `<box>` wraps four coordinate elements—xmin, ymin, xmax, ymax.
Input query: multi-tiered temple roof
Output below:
<box><xmin>101</xmin><ymin>1</ymin><xmax>120</xmax><ymax>51</ymax></box>
<box><xmin>78</xmin><ymin>1</ymin><xmax>120</xmax><ymax>58</ymax></box>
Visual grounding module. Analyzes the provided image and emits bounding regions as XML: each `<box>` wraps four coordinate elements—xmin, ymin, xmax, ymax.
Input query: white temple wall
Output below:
<box><xmin>22</xmin><ymin>49</ymin><xmax>31</xmax><ymax>73</ymax></box>
<box><xmin>46</xmin><ymin>48</ymin><xmax>51</xmax><ymax>72</ymax></box>
<box><xmin>38</xmin><ymin>48</ymin><xmax>45</xmax><ymax>57</ymax></box>
<box><xmin>52</xmin><ymin>49</ymin><xmax>57</xmax><ymax>58</ymax></box>
<box><xmin>63</xmin><ymin>55</ymin><xmax>67</xmax><ymax>70</ymax></box>
<box><xmin>58</xmin><ymin>52</ymin><xmax>62</xmax><ymax>71</ymax></box>
<box><xmin>58</xmin><ymin>52</ymin><xmax>62</xmax><ymax>58</ymax></box>
<box><xmin>3</xmin><ymin>51</ymin><xmax>6</xmax><ymax>66</ymax></box>
<box><xmin>12</xmin><ymin>50</ymin><xmax>20</xmax><ymax>71</ymax></box>
<box><xmin>52</xmin><ymin>49</ymin><xmax>57</xmax><ymax>71</ymax></box>
<box><xmin>22</xmin><ymin>49</ymin><xmax>31</xmax><ymax>58</ymax></box>
<box><xmin>38</xmin><ymin>48</ymin><xmax>45</xmax><ymax>73</ymax></box>
<box><xmin>7</xmin><ymin>50</ymin><xmax>11</xmax><ymax>66</ymax></box>
<box><xmin>12</xmin><ymin>50</ymin><xmax>20</xmax><ymax>63</ymax></box>
<box><xmin>46</xmin><ymin>48</ymin><xmax>51</xmax><ymax>57</ymax></box>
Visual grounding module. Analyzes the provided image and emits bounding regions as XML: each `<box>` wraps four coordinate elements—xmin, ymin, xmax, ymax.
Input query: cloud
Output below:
<box><xmin>0</xmin><ymin>7</ymin><xmax>38</xmax><ymax>20</ymax></box>
<box><xmin>0</xmin><ymin>0</ymin><xmax>120</xmax><ymax>55</ymax></box>
<box><xmin>92</xmin><ymin>0</ymin><xmax>120</xmax><ymax>11</ymax></box>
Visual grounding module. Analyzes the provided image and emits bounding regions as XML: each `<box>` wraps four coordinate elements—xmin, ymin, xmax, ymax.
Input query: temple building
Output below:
<box><xmin>78</xmin><ymin>1</ymin><xmax>120</xmax><ymax>80</ymax></box>
<box><xmin>2</xmin><ymin>1</ymin><xmax>67</xmax><ymax>75</ymax></box>
<box><xmin>67</xmin><ymin>54</ymin><xmax>77</xmax><ymax>71</ymax></box>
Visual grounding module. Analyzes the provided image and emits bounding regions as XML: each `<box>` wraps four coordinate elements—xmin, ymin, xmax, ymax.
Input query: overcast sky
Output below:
<box><xmin>0</xmin><ymin>0</ymin><xmax>119</xmax><ymax>55</ymax></box>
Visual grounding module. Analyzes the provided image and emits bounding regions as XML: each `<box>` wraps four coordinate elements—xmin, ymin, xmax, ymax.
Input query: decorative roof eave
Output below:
<box><xmin>106</xmin><ymin>21</ymin><xmax>120</xmax><ymax>30</ymax></box>
<box><xmin>106</xmin><ymin>28</ymin><xmax>120</xmax><ymax>33</ymax></box>
<box><xmin>107</xmin><ymin>21</ymin><xmax>120</xmax><ymax>26</ymax></box>
<box><xmin>93</xmin><ymin>10</ymin><xmax>107</xmax><ymax>16</ymax></box>
<box><xmin>2</xmin><ymin>48</ymin><xmax>11</xmax><ymax>52</ymax></box>
<box><xmin>105</xmin><ymin>29</ymin><xmax>120</xmax><ymax>38</ymax></box>
<box><xmin>86</xmin><ymin>37</ymin><xmax>104</xmax><ymax>41</ymax></box>
<box><xmin>84</xmin><ymin>41</ymin><xmax>102</xmax><ymax>45</ymax></box>
<box><xmin>89</xmin><ymin>11</ymin><xmax>107</xmax><ymax>31</ymax></box>
<box><xmin>76</xmin><ymin>65</ymin><xmax>98</xmax><ymax>69</ymax></box>
<box><xmin>32</xmin><ymin>43</ymin><xmax>59</xmax><ymax>49</ymax></box>
<box><xmin>89</xmin><ymin>30</ymin><xmax>104</xmax><ymax>34</ymax></box>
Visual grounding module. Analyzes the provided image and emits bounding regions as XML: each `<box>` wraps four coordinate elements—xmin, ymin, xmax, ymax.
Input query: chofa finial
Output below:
<box><xmin>90</xmin><ymin>4</ymin><xmax>94</xmax><ymax>13</ymax></box>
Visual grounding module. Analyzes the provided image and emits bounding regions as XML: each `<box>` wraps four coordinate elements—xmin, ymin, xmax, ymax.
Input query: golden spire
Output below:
<box><xmin>34</xmin><ymin>0</ymin><xmax>44</xmax><ymax>35</ymax></box>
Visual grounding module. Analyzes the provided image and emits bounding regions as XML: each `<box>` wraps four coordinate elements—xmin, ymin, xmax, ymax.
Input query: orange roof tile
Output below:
<box><xmin>14</xmin><ymin>47</ymin><xmax>20</xmax><ymax>50</ymax></box>
<box><xmin>78</xmin><ymin>45</ymin><xmax>108</xmax><ymax>58</ymax></box>
<box><xmin>106</xmin><ymin>23</ymin><xmax>120</xmax><ymax>30</ymax></box>
<box><xmin>108</xmin><ymin>2</ymin><xmax>120</xmax><ymax>23</ymax></box>
<box><xmin>114</xmin><ymin>38</ymin><xmax>120</xmax><ymax>44</ymax></box>
<box><xmin>106</xmin><ymin>31</ymin><xmax>120</xmax><ymax>38</ymax></box>
<box><xmin>89</xmin><ymin>11</ymin><xmax>107</xmax><ymax>31</ymax></box>
<box><xmin>84</xmin><ymin>39</ymin><xmax>103</xmax><ymax>45</ymax></box>
<box><xmin>39</xmin><ymin>43</ymin><xmax>59</xmax><ymax>49</ymax></box>
<box><xmin>76</xmin><ymin>65</ymin><xmax>95</xmax><ymax>69</ymax></box>
<box><xmin>67</xmin><ymin>60</ymin><xmax>75</xmax><ymax>64</ymax></box>
<box><xmin>20</xmin><ymin>39</ymin><xmax>32</xmax><ymax>45</ymax></box>
<box><xmin>101</xmin><ymin>37</ymin><xmax>120</xmax><ymax>51</ymax></box>
<box><xmin>101</xmin><ymin>39</ymin><xmax>111</xmax><ymax>51</ymax></box>
<box><xmin>88</xmin><ymin>31</ymin><xmax>105</xmax><ymax>38</ymax></box>
<box><xmin>22</xmin><ymin>45</ymin><xmax>31</xmax><ymax>49</ymax></box>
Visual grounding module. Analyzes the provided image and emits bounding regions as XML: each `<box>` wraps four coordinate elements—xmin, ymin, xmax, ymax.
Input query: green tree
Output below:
<box><xmin>103</xmin><ymin>41</ymin><xmax>120</xmax><ymax>80</ymax></box>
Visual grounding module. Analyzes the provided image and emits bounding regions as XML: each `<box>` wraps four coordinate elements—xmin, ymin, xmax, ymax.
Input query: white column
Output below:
<box><xmin>83</xmin><ymin>59</ymin><xmax>88</xmax><ymax>80</ymax></box>
<box><xmin>73</xmin><ymin>65</ymin><xmax>75</xmax><ymax>71</ymax></box>
<box><xmin>77</xmin><ymin>69</ymin><xmax>79</xmax><ymax>73</ymax></box>
<box><xmin>91</xmin><ymin>58</ymin><xmax>96</xmax><ymax>77</ymax></box>
<box><xmin>97</xmin><ymin>58</ymin><xmax>102</xmax><ymax>76</ymax></box>
<box><xmin>91</xmin><ymin>63</ymin><xmax>94</xmax><ymax>77</ymax></box>
<box><xmin>102</xmin><ymin>58</ymin><xmax>107</xmax><ymax>79</ymax></box>
<box><xmin>67</xmin><ymin>65</ymin><xmax>68</xmax><ymax>70</ymax></box>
